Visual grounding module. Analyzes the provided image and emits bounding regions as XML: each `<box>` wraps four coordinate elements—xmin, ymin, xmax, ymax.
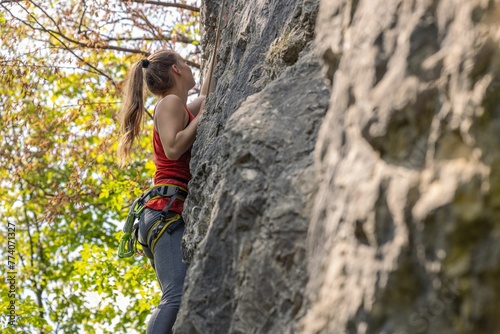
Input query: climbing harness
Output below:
<box><xmin>118</xmin><ymin>184</ymin><xmax>187</xmax><ymax>258</ymax></box>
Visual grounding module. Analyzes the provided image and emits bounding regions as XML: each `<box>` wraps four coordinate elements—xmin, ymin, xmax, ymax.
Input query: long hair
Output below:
<box><xmin>117</xmin><ymin>50</ymin><xmax>179</xmax><ymax>165</ymax></box>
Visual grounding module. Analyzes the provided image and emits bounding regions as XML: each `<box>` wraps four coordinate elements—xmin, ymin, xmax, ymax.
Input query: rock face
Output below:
<box><xmin>176</xmin><ymin>0</ymin><xmax>500</xmax><ymax>333</ymax></box>
<box><xmin>176</xmin><ymin>0</ymin><xmax>327</xmax><ymax>332</ymax></box>
<box><xmin>303</xmin><ymin>0</ymin><xmax>500</xmax><ymax>333</ymax></box>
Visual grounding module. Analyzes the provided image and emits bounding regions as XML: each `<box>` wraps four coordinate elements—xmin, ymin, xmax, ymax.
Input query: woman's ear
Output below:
<box><xmin>172</xmin><ymin>64</ymin><xmax>181</xmax><ymax>75</ymax></box>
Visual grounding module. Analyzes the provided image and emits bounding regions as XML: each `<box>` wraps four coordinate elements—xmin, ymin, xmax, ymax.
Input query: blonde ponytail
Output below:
<box><xmin>117</xmin><ymin>61</ymin><xmax>145</xmax><ymax>165</ymax></box>
<box><xmin>117</xmin><ymin>50</ymin><xmax>179</xmax><ymax>165</ymax></box>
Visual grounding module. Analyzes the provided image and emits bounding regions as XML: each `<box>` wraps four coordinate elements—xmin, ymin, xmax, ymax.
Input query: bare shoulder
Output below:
<box><xmin>156</xmin><ymin>95</ymin><xmax>185</xmax><ymax>116</ymax></box>
<box><xmin>154</xmin><ymin>95</ymin><xmax>187</xmax><ymax>130</ymax></box>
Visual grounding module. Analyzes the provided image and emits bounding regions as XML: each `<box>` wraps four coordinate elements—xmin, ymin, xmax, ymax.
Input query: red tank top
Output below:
<box><xmin>144</xmin><ymin>105</ymin><xmax>195</xmax><ymax>214</ymax></box>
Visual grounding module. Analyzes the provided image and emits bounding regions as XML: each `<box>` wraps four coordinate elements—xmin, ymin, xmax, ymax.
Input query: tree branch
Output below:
<box><xmin>125</xmin><ymin>0</ymin><xmax>200</xmax><ymax>12</ymax></box>
<box><xmin>23</xmin><ymin>2</ymin><xmax>200</xmax><ymax>64</ymax></box>
<box><xmin>77</xmin><ymin>0</ymin><xmax>87</xmax><ymax>34</ymax></box>
<box><xmin>14</xmin><ymin>3</ymin><xmax>119</xmax><ymax>86</ymax></box>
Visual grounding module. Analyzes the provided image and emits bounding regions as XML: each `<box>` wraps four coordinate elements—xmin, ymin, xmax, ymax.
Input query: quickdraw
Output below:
<box><xmin>117</xmin><ymin>184</ymin><xmax>187</xmax><ymax>258</ymax></box>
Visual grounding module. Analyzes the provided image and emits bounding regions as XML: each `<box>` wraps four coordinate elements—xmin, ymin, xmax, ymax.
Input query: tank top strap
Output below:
<box><xmin>184</xmin><ymin>105</ymin><xmax>194</xmax><ymax>128</ymax></box>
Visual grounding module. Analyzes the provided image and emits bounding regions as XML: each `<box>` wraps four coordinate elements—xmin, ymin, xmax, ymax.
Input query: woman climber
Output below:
<box><xmin>117</xmin><ymin>49</ymin><xmax>217</xmax><ymax>333</ymax></box>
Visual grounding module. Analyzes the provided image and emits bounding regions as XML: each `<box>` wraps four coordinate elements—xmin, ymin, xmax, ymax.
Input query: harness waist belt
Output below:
<box><xmin>138</xmin><ymin>184</ymin><xmax>188</xmax><ymax>207</ymax></box>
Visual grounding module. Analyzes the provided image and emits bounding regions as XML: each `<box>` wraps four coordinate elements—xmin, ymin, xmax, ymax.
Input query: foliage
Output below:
<box><xmin>0</xmin><ymin>0</ymin><xmax>200</xmax><ymax>333</ymax></box>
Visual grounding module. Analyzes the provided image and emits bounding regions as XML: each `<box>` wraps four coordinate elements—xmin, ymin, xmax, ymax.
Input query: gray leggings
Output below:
<box><xmin>138</xmin><ymin>208</ymin><xmax>187</xmax><ymax>334</ymax></box>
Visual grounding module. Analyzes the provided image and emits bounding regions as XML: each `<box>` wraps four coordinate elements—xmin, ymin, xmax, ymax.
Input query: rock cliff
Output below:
<box><xmin>176</xmin><ymin>0</ymin><xmax>500</xmax><ymax>333</ymax></box>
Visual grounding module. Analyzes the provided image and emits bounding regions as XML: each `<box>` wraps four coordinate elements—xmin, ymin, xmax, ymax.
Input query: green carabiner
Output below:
<box><xmin>118</xmin><ymin>232</ymin><xmax>136</xmax><ymax>258</ymax></box>
<box><xmin>117</xmin><ymin>198</ymin><xmax>142</xmax><ymax>258</ymax></box>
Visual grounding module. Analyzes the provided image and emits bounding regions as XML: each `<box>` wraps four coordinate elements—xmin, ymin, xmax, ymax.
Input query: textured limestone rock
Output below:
<box><xmin>182</xmin><ymin>0</ymin><xmax>320</xmax><ymax>261</ymax></box>
<box><xmin>302</xmin><ymin>0</ymin><xmax>500</xmax><ymax>333</ymax></box>
<box><xmin>176</xmin><ymin>0</ymin><xmax>500</xmax><ymax>332</ymax></box>
<box><xmin>175</xmin><ymin>0</ymin><xmax>327</xmax><ymax>332</ymax></box>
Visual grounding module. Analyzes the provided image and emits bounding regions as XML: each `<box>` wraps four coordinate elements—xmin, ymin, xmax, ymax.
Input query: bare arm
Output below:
<box><xmin>199</xmin><ymin>52</ymin><xmax>217</xmax><ymax>96</ymax></box>
<box><xmin>155</xmin><ymin>95</ymin><xmax>203</xmax><ymax>160</ymax></box>
<box><xmin>187</xmin><ymin>96</ymin><xmax>206</xmax><ymax>116</ymax></box>
<box><xmin>187</xmin><ymin>49</ymin><xmax>219</xmax><ymax>115</ymax></box>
